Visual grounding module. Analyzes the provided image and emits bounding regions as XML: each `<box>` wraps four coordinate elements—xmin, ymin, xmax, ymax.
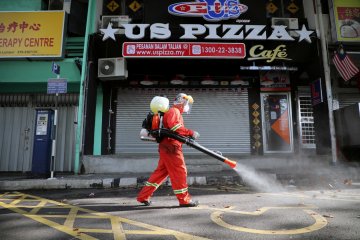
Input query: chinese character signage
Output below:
<box><xmin>332</xmin><ymin>0</ymin><xmax>360</xmax><ymax>42</ymax></box>
<box><xmin>0</xmin><ymin>11</ymin><xmax>66</xmax><ymax>58</ymax></box>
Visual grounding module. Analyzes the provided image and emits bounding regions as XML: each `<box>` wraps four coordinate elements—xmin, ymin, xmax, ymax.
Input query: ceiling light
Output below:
<box><xmin>240</xmin><ymin>65</ymin><xmax>298</xmax><ymax>71</ymax></box>
<box><xmin>170</xmin><ymin>80</ymin><xmax>184</xmax><ymax>85</ymax></box>
<box><xmin>170</xmin><ymin>74</ymin><xmax>185</xmax><ymax>85</ymax></box>
<box><xmin>140</xmin><ymin>75</ymin><xmax>156</xmax><ymax>85</ymax></box>
<box><xmin>230</xmin><ymin>75</ymin><xmax>249</xmax><ymax>86</ymax></box>
<box><xmin>201</xmin><ymin>75</ymin><xmax>217</xmax><ymax>85</ymax></box>
<box><xmin>140</xmin><ymin>81</ymin><xmax>156</xmax><ymax>85</ymax></box>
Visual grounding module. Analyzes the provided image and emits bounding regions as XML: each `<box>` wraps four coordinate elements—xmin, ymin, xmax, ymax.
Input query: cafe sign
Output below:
<box><xmin>248</xmin><ymin>44</ymin><xmax>292</xmax><ymax>63</ymax></box>
<box><xmin>0</xmin><ymin>11</ymin><xmax>66</xmax><ymax>58</ymax></box>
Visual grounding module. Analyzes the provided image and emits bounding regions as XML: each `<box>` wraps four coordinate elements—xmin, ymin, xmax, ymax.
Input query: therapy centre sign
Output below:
<box><xmin>0</xmin><ymin>11</ymin><xmax>66</xmax><ymax>58</ymax></box>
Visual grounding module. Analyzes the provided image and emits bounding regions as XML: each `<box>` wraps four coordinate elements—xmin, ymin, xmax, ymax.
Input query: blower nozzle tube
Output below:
<box><xmin>148</xmin><ymin>129</ymin><xmax>237</xmax><ymax>169</ymax></box>
<box><xmin>223</xmin><ymin>158</ymin><xmax>237</xmax><ymax>169</ymax></box>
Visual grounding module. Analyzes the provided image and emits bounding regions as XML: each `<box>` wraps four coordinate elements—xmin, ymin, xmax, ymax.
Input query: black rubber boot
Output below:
<box><xmin>179</xmin><ymin>200</ymin><xmax>199</xmax><ymax>207</ymax></box>
<box><xmin>140</xmin><ymin>200</ymin><xmax>151</xmax><ymax>206</ymax></box>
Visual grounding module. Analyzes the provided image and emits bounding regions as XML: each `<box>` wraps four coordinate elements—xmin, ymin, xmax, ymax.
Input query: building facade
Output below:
<box><xmin>2</xmin><ymin>0</ymin><xmax>357</xmax><ymax>174</ymax></box>
<box><xmin>0</xmin><ymin>0</ymin><xmax>89</xmax><ymax>173</ymax></box>
<box><xmin>326</xmin><ymin>0</ymin><xmax>360</xmax><ymax>161</ymax></box>
<box><xmin>81</xmin><ymin>0</ymin><xmax>328</xmax><ymax>173</ymax></box>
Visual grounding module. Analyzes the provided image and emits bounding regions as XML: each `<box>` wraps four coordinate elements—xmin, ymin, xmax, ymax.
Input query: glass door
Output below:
<box><xmin>261</xmin><ymin>92</ymin><xmax>293</xmax><ymax>153</ymax></box>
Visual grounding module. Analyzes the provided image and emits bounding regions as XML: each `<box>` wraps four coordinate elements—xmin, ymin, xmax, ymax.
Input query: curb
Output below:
<box><xmin>2</xmin><ymin>172</ymin><xmax>357</xmax><ymax>191</ymax></box>
<box><xmin>0</xmin><ymin>175</ymin><xmax>243</xmax><ymax>191</ymax></box>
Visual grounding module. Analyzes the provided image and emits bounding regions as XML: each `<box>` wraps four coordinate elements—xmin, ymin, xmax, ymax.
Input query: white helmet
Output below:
<box><xmin>150</xmin><ymin>96</ymin><xmax>169</xmax><ymax>114</ymax></box>
<box><xmin>174</xmin><ymin>93</ymin><xmax>194</xmax><ymax>114</ymax></box>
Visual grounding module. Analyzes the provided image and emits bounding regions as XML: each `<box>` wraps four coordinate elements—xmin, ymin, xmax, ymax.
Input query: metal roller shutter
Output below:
<box><xmin>116</xmin><ymin>88</ymin><xmax>250</xmax><ymax>154</ymax></box>
<box><xmin>0</xmin><ymin>94</ymin><xmax>78</xmax><ymax>172</ymax></box>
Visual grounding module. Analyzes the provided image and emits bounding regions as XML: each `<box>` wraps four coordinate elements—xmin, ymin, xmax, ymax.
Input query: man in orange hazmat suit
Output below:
<box><xmin>137</xmin><ymin>93</ymin><xmax>200</xmax><ymax>207</ymax></box>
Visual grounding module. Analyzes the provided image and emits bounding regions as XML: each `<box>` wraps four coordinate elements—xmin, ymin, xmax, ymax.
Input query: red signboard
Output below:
<box><xmin>122</xmin><ymin>42</ymin><xmax>246</xmax><ymax>58</ymax></box>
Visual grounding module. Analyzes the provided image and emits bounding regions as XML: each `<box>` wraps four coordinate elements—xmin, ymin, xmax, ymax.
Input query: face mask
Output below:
<box><xmin>183</xmin><ymin>104</ymin><xmax>190</xmax><ymax>113</ymax></box>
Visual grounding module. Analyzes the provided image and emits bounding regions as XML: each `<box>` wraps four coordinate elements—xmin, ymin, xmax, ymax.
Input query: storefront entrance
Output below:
<box><xmin>261</xmin><ymin>92</ymin><xmax>293</xmax><ymax>153</ymax></box>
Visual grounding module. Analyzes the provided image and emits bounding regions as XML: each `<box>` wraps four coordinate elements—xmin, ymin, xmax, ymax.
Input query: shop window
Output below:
<box><xmin>265</xmin><ymin>0</ymin><xmax>304</xmax><ymax>19</ymax></box>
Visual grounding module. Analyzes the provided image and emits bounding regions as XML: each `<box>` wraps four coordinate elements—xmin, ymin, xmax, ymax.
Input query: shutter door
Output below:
<box><xmin>0</xmin><ymin>106</ymin><xmax>77</xmax><ymax>172</ymax></box>
<box><xmin>116</xmin><ymin>88</ymin><xmax>250</xmax><ymax>154</ymax></box>
<box><xmin>0</xmin><ymin>94</ymin><xmax>77</xmax><ymax>172</ymax></box>
<box><xmin>0</xmin><ymin>107</ymin><xmax>35</xmax><ymax>172</ymax></box>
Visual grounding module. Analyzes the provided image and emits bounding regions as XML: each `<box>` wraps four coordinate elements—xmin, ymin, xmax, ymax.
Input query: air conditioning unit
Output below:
<box><xmin>49</xmin><ymin>0</ymin><xmax>71</xmax><ymax>13</ymax></box>
<box><xmin>101</xmin><ymin>15</ymin><xmax>131</xmax><ymax>34</ymax></box>
<box><xmin>272</xmin><ymin>17</ymin><xmax>299</xmax><ymax>29</ymax></box>
<box><xmin>98</xmin><ymin>58</ymin><xmax>128</xmax><ymax>80</ymax></box>
<box><xmin>272</xmin><ymin>17</ymin><xmax>299</xmax><ymax>37</ymax></box>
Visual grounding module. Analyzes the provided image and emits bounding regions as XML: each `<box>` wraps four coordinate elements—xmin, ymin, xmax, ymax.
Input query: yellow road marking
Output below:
<box><xmin>0</xmin><ymin>192</ymin><xmax>209</xmax><ymax>240</ymax></box>
<box><xmin>9</xmin><ymin>194</ymin><xmax>27</xmax><ymax>205</ymax></box>
<box><xmin>196</xmin><ymin>204</ymin><xmax>317</xmax><ymax>215</ymax></box>
<box><xmin>124</xmin><ymin>230</ymin><xmax>165</xmax><ymax>234</ymax></box>
<box><xmin>0</xmin><ymin>191</ymin><xmax>335</xmax><ymax>237</ymax></box>
<box><xmin>13</xmin><ymin>207</ymin><xmax>97</xmax><ymax>239</ymax></box>
<box><xmin>29</xmin><ymin>199</ymin><xmax>48</xmax><ymax>214</ymax></box>
<box><xmin>211</xmin><ymin>209</ymin><xmax>327</xmax><ymax>235</ymax></box>
<box><xmin>77</xmin><ymin>228</ymin><xmax>113</xmax><ymax>233</ymax></box>
<box><xmin>110</xmin><ymin>216</ymin><xmax>126</xmax><ymax>240</ymax></box>
<box><xmin>38</xmin><ymin>215</ymin><xmax>108</xmax><ymax>219</ymax></box>
<box><xmin>64</xmin><ymin>207</ymin><xmax>78</xmax><ymax>228</ymax></box>
<box><xmin>28</xmin><ymin>215</ymin><xmax>98</xmax><ymax>240</ymax></box>
<box><xmin>195</xmin><ymin>205</ymin><xmax>327</xmax><ymax>235</ymax></box>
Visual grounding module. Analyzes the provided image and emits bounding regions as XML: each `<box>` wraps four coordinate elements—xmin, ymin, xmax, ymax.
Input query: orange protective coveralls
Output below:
<box><xmin>137</xmin><ymin>106</ymin><xmax>194</xmax><ymax>204</ymax></box>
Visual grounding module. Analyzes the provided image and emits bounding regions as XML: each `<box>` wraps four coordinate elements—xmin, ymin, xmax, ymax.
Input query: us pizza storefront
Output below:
<box><xmin>83</xmin><ymin>0</ymin><xmax>323</xmax><ymax>166</ymax></box>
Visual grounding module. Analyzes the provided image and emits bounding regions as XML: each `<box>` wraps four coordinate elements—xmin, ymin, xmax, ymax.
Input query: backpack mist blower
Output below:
<box><xmin>139</xmin><ymin>96</ymin><xmax>237</xmax><ymax>169</ymax></box>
